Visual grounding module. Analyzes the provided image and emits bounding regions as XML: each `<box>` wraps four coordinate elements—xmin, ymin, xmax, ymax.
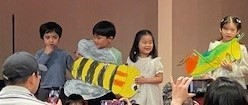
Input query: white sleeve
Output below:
<box><xmin>208</xmin><ymin>42</ymin><xmax>214</xmax><ymax>51</ymax></box>
<box><xmin>208</xmin><ymin>41</ymin><xmax>220</xmax><ymax>51</ymax></box>
<box><xmin>241</xmin><ymin>44</ymin><xmax>247</xmax><ymax>53</ymax></box>
<box><xmin>154</xmin><ymin>57</ymin><xmax>164</xmax><ymax>74</ymax></box>
<box><xmin>126</xmin><ymin>57</ymin><xmax>133</xmax><ymax>65</ymax></box>
<box><xmin>229</xmin><ymin>52</ymin><xmax>248</xmax><ymax>77</ymax></box>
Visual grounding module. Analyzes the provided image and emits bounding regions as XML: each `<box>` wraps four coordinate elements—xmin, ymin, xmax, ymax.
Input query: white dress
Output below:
<box><xmin>127</xmin><ymin>56</ymin><xmax>164</xmax><ymax>105</ymax></box>
<box><xmin>208</xmin><ymin>41</ymin><xmax>248</xmax><ymax>89</ymax></box>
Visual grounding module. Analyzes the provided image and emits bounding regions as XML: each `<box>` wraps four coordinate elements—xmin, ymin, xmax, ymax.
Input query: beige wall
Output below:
<box><xmin>158</xmin><ymin>0</ymin><xmax>172</xmax><ymax>85</ymax></box>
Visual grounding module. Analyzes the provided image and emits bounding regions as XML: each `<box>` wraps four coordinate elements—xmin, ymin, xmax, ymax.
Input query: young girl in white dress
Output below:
<box><xmin>203</xmin><ymin>16</ymin><xmax>248</xmax><ymax>89</ymax></box>
<box><xmin>127</xmin><ymin>29</ymin><xmax>164</xmax><ymax>105</ymax></box>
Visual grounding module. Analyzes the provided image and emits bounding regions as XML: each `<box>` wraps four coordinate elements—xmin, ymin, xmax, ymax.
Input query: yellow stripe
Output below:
<box><xmin>71</xmin><ymin>57</ymin><xmax>83</xmax><ymax>79</ymax></box>
<box><xmin>103</xmin><ymin>64</ymin><xmax>117</xmax><ymax>90</ymax></box>
<box><xmin>81</xmin><ymin>58</ymin><xmax>94</xmax><ymax>81</ymax></box>
<box><xmin>92</xmin><ymin>63</ymin><xmax>104</xmax><ymax>86</ymax></box>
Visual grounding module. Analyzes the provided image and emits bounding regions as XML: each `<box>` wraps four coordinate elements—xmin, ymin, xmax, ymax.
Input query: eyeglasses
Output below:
<box><xmin>35</xmin><ymin>71</ymin><xmax>41</xmax><ymax>77</ymax></box>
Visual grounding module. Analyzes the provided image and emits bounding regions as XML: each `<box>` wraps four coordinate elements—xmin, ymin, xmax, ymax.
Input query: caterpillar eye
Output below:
<box><xmin>131</xmin><ymin>84</ymin><xmax>138</xmax><ymax>91</ymax></box>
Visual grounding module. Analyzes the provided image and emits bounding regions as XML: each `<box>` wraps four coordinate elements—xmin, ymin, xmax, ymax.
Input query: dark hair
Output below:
<box><xmin>129</xmin><ymin>29</ymin><xmax>157</xmax><ymax>62</ymax></box>
<box><xmin>65</xmin><ymin>94</ymin><xmax>86</xmax><ymax>105</ymax></box>
<box><xmin>39</xmin><ymin>22</ymin><xmax>62</xmax><ymax>39</ymax></box>
<box><xmin>92</xmin><ymin>21</ymin><xmax>116</xmax><ymax>38</ymax></box>
<box><xmin>218</xmin><ymin>16</ymin><xmax>242</xmax><ymax>41</ymax></box>
<box><xmin>4</xmin><ymin>76</ymin><xmax>30</xmax><ymax>85</ymax></box>
<box><xmin>220</xmin><ymin>16</ymin><xmax>241</xmax><ymax>30</ymax></box>
<box><xmin>3</xmin><ymin>70</ymin><xmax>38</xmax><ymax>85</ymax></box>
<box><xmin>204</xmin><ymin>77</ymin><xmax>248</xmax><ymax>105</ymax></box>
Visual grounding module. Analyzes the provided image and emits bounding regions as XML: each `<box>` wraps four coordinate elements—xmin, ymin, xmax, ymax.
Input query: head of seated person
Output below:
<box><xmin>204</xmin><ymin>77</ymin><xmax>248</xmax><ymax>105</ymax></box>
<box><xmin>65</xmin><ymin>94</ymin><xmax>87</xmax><ymax>105</ymax></box>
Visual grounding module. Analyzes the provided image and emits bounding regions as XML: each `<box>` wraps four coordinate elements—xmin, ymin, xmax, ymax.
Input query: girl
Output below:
<box><xmin>204</xmin><ymin>16</ymin><xmax>248</xmax><ymax>89</ymax></box>
<box><xmin>127</xmin><ymin>29</ymin><xmax>163</xmax><ymax>105</ymax></box>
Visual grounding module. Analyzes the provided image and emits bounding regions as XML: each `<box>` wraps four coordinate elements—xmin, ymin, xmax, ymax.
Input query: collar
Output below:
<box><xmin>0</xmin><ymin>85</ymin><xmax>33</xmax><ymax>97</ymax></box>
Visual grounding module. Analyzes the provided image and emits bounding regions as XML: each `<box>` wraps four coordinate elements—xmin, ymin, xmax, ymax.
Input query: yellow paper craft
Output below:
<box><xmin>71</xmin><ymin>57</ymin><xmax>141</xmax><ymax>98</ymax></box>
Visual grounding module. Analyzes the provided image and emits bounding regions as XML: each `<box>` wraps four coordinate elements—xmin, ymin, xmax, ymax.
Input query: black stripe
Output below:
<box><xmin>76</xmin><ymin>58</ymin><xmax>88</xmax><ymax>79</ymax></box>
<box><xmin>85</xmin><ymin>61</ymin><xmax>98</xmax><ymax>83</ymax></box>
<box><xmin>98</xmin><ymin>65</ymin><xmax>107</xmax><ymax>87</ymax></box>
<box><xmin>109</xmin><ymin>66</ymin><xmax>118</xmax><ymax>90</ymax></box>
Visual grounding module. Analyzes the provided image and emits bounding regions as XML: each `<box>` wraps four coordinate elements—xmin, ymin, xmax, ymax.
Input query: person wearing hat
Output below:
<box><xmin>0</xmin><ymin>51</ymin><xmax>62</xmax><ymax>105</ymax></box>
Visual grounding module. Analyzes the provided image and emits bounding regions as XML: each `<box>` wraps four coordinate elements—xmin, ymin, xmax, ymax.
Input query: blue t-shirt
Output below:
<box><xmin>35</xmin><ymin>47</ymin><xmax>73</xmax><ymax>88</ymax></box>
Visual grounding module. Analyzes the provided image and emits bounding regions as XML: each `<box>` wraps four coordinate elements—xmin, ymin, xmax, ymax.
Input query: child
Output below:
<box><xmin>65</xmin><ymin>94</ymin><xmax>87</xmax><ymax>105</ymax></box>
<box><xmin>35</xmin><ymin>22</ymin><xmax>74</xmax><ymax>102</ymax></box>
<box><xmin>127</xmin><ymin>29</ymin><xmax>163</xmax><ymax>105</ymax></box>
<box><xmin>203</xmin><ymin>16</ymin><xmax>248</xmax><ymax>89</ymax></box>
<box><xmin>74</xmin><ymin>20</ymin><xmax>122</xmax><ymax>105</ymax></box>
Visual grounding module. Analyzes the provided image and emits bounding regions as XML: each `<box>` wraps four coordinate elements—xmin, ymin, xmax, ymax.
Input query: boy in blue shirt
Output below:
<box><xmin>35</xmin><ymin>22</ymin><xmax>74</xmax><ymax>103</ymax></box>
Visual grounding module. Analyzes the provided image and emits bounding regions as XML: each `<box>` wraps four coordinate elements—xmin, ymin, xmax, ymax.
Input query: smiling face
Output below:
<box><xmin>92</xmin><ymin>35</ymin><xmax>113</xmax><ymax>49</ymax></box>
<box><xmin>138</xmin><ymin>34</ymin><xmax>154</xmax><ymax>57</ymax></box>
<box><xmin>220</xmin><ymin>22</ymin><xmax>239</xmax><ymax>42</ymax></box>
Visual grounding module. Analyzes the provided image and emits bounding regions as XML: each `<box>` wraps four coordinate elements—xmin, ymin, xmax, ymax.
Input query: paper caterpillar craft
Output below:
<box><xmin>71</xmin><ymin>57</ymin><xmax>141</xmax><ymax>98</ymax></box>
<box><xmin>181</xmin><ymin>33</ymin><xmax>244</xmax><ymax>77</ymax></box>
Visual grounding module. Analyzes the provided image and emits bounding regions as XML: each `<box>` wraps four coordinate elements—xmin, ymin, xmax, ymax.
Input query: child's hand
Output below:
<box><xmin>221</xmin><ymin>59</ymin><xmax>233</xmax><ymax>71</ymax></box>
<box><xmin>201</xmin><ymin>74</ymin><xmax>216</xmax><ymax>80</ymax></box>
<box><xmin>44</xmin><ymin>45</ymin><xmax>54</xmax><ymax>54</ymax></box>
<box><xmin>201</xmin><ymin>74</ymin><xmax>209</xmax><ymax>79</ymax></box>
<box><xmin>135</xmin><ymin>76</ymin><xmax>146</xmax><ymax>84</ymax></box>
<box><xmin>75</xmin><ymin>51</ymin><xmax>83</xmax><ymax>60</ymax></box>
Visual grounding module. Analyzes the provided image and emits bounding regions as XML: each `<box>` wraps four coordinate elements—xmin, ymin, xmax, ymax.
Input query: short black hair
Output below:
<box><xmin>92</xmin><ymin>21</ymin><xmax>116</xmax><ymax>38</ymax></box>
<box><xmin>39</xmin><ymin>22</ymin><xmax>62</xmax><ymax>39</ymax></box>
<box><xmin>65</xmin><ymin>94</ymin><xmax>86</xmax><ymax>105</ymax></box>
<box><xmin>4</xmin><ymin>76</ymin><xmax>30</xmax><ymax>85</ymax></box>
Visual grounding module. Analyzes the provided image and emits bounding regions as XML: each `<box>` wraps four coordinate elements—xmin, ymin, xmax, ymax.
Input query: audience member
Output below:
<box><xmin>0</xmin><ymin>51</ymin><xmax>62</xmax><ymax>105</ymax></box>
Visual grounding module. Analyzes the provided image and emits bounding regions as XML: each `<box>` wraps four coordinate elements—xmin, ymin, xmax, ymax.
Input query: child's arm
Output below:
<box><xmin>35</xmin><ymin>49</ymin><xmax>50</xmax><ymax>64</ymax></box>
<box><xmin>65</xmin><ymin>55</ymin><xmax>74</xmax><ymax>79</ymax></box>
<box><xmin>135</xmin><ymin>73</ymin><xmax>163</xmax><ymax>84</ymax></box>
<box><xmin>221</xmin><ymin>45</ymin><xmax>248</xmax><ymax>77</ymax></box>
<box><xmin>75</xmin><ymin>51</ymin><xmax>83</xmax><ymax>60</ymax></box>
<box><xmin>135</xmin><ymin>57</ymin><xmax>164</xmax><ymax>84</ymax></box>
<box><xmin>228</xmin><ymin>53</ymin><xmax>248</xmax><ymax>77</ymax></box>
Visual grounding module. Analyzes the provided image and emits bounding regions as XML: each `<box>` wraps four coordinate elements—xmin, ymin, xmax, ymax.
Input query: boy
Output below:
<box><xmin>35</xmin><ymin>22</ymin><xmax>74</xmax><ymax>103</ymax></box>
<box><xmin>75</xmin><ymin>21</ymin><xmax>122</xmax><ymax>105</ymax></box>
